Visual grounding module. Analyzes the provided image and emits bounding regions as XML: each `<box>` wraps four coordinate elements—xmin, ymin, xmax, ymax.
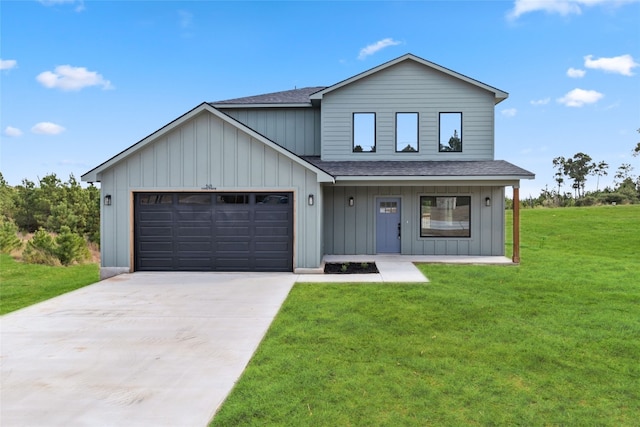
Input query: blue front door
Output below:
<box><xmin>376</xmin><ymin>197</ymin><xmax>401</xmax><ymax>253</ymax></box>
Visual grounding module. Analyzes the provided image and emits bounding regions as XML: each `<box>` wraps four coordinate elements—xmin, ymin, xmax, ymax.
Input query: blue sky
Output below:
<box><xmin>1</xmin><ymin>0</ymin><xmax>639</xmax><ymax>198</ymax></box>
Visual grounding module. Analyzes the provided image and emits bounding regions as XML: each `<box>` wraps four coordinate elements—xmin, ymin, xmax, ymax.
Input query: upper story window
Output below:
<box><xmin>439</xmin><ymin>112</ymin><xmax>462</xmax><ymax>152</ymax></box>
<box><xmin>353</xmin><ymin>113</ymin><xmax>376</xmax><ymax>153</ymax></box>
<box><xmin>396</xmin><ymin>113</ymin><xmax>418</xmax><ymax>152</ymax></box>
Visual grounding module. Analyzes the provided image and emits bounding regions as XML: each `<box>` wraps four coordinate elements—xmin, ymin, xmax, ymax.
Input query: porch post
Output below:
<box><xmin>512</xmin><ymin>186</ymin><xmax>521</xmax><ymax>264</ymax></box>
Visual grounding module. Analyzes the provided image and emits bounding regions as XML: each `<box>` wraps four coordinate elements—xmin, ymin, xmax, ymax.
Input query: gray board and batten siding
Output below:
<box><xmin>323</xmin><ymin>185</ymin><xmax>505</xmax><ymax>257</ymax></box>
<box><xmin>85</xmin><ymin>105</ymin><xmax>331</xmax><ymax>277</ymax></box>
<box><xmin>318</xmin><ymin>60</ymin><xmax>497</xmax><ymax>161</ymax></box>
<box><xmin>220</xmin><ymin>108</ymin><xmax>321</xmax><ymax>156</ymax></box>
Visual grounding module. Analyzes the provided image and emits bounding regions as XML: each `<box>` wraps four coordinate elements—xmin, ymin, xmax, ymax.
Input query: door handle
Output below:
<box><xmin>397</xmin><ymin>222</ymin><xmax>401</xmax><ymax>239</ymax></box>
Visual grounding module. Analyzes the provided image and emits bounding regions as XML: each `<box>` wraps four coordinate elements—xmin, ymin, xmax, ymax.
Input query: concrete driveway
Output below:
<box><xmin>1</xmin><ymin>272</ymin><xmax>296</xmax><ymax>426</ymax></box>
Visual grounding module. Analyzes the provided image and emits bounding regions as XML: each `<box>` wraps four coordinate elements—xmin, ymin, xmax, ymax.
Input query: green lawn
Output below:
<box><xmin>0</xmin><ymin>254</ymin><xmax>99</xmax><ymax>315</ymax></box>
<box><xmin>211</xmin><ymin>205</ymin><xmax>640</xmax><ymax>426</ymax></box>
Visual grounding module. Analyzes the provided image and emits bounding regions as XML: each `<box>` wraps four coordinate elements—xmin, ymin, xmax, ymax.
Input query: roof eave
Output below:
<box><xmin>331</xmin><ymin>175</ymin><xmax>534</xmax><ymax>186</ymax></box>
<box><xmin>211</xmin><ymin>102</ymin><xmax>313</xmax><ymax>109</ymax></box>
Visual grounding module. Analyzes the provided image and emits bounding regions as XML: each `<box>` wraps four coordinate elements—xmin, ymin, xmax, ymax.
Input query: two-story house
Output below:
<box><xmin>81</xmin><ymin>53</ymin><xmax>534</xmax><ymax>279</ymax></box>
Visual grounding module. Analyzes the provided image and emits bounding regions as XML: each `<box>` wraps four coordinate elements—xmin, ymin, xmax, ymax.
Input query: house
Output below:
<box><xmin>81</xmin><ymin>53</ymin><xmax>534</xmax><ymax>279</ymax></box>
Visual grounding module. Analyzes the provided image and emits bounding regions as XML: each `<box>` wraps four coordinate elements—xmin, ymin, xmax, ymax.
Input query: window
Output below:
<box><xmin>178</xmin><ymin>194</ymin><xmax>211</xmax><ymax>204</ymax></box>
<box><xmin>353</xmin><ymin>113</ymin><xmax>376</xmax><ymax>152</ymax></box>
<box><xmin>439</xmin><ymin>112</ymin><xmax>462</xmax><ymax>152</ymax></box>
<box><xmin>396</xmin><ymin>113</ymin><xmax>418</xmax><ymax>152</ymax></box>
<box><xmin>139</xmin><ymin>194</ymin><xmax>172</xmax><ymax>205</ymax></box>
<box><xmin>216</xmin><ymin>194</ymin><xmax>249</xmax><ymax>204</ymax></box>
<box><xmin>420</xmin><ymin>196</ymin><xmax>470</xmax><ymax>237</ymax></box>
<box><xmin>256</xmin><ymin>194</ymin><xmax>290</xmax><ymax>204</ymax></box>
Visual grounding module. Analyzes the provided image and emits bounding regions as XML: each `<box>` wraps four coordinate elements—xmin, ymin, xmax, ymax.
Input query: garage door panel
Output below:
<box><xmin>139</xmin><ymin>211</ymin><xmax>173</xmax><ymax>221</ymax></box>
<box><xmin>135</xmin><ymin>192</ymin><xmax>292</xmax><ymax>272</ymax></box>
<box><xmin>177</xmin><ymin>227</ymin><xmax>212</xmax><ymax>237</ymax></box>
<box><xmin>138</xmin><ymin>226</ymin><xmax>173</xmax><ymax>237</ymax></box>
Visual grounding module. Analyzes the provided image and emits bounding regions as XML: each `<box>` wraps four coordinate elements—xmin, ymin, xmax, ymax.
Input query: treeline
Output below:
<box><xmin>0</xmin><ymin>172</ymin><xmax>100</xmax><ymax>265</ymax></box>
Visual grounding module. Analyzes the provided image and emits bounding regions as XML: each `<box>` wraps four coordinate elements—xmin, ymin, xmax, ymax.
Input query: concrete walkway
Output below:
<box><xmin>1</xmin><ymin>272</ymin><xmax>296</xmax><ymax>427</ymax></box>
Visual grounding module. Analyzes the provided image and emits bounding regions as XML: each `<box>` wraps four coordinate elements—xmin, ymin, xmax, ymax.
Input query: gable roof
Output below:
<box><xmin>310</xmin><ymin>53</ymin><xmax>509</xmax><ymax>105</ymax></box>
<box><xmin>302</xmin><ymin>157</ymin><xmax>534</xmax><ymax>183</ymax></box>
<box><xmin>211</xmin><ymin>86</ymin><xmax>326</xmax><ymax>108</ymax></box>
<box><xmin>81</xmin><ymin>103</ymin><xmax>334</xmax><ymax>183</ymax></box>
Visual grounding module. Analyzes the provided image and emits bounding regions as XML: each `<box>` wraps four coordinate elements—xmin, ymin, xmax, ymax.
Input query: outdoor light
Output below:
<box><xmin>308</xmin><ymin>194</ymin><xmax>314</xmax><ymax>206</ymax></box>
<box><xmin>348</xmin><ymin>196</ymin><xmax>355</xmax><ymax>207</ymax></box>
<box><xmin>104</xmin><ymin>194</ymin><xmax>112</xmax><ymax>206</ymax></box>
<box><xmin>485</xmin><ymin>197</ymin><xmax>491</xmax><ymax>207</ymax></box>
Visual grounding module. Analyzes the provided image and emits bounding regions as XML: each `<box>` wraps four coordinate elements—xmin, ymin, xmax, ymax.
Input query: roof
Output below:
<box><xmin>310</xmin><ymin>53</ymin><xmax>509</xmax><ymax>105</ymax></box>
<box><xmin>302</xmin><ymin>157</ymin><xmax>535</xmax><ymax>182</ymax></box>
<box><xmin>211</xmin><ymin>86</ymin><xmax>326</xmax><ymax>107</ymax></box>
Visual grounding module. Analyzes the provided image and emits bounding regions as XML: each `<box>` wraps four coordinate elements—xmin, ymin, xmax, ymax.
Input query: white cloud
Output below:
<box><xmin>501</xmin><ymin>108</ymin><xmax>518</xmax><ymax>117</ymax></box>
<box><xmin>358</xmin><ymin>38</ymin><xmax>402</xmax><ymax>60</ymax></box>
<box><xmin>584</xmin><ymin>54</ymin><xmax>638</xmax><ymax>76</ymax></box>
<box><xmin>31</xmin><ymin>122</ymin><xmax>66</xmax><ymax>135</ymax></box>
<box><xmin>507</xmin><ymin>0</ymin><xmax>637</xmax><ymax>20</ymax></box>
<box><xmin>4</xmin><ymin>126</ymin><xmax>23</xmax><ymax>137</ymax></box>
<box><xmin>36</xmin><ymin>65</ymin><xmax>113</xmax><ymax>91</ymax></box>
<box><xmin>39</xmin><ymin>0</ymin><xmax>85</xmax><ymax>12</ymax></box>
<box><xmin>0</xmin><ymin>59</ymin><xmax>17</xmax><ymax>70</ymax></box>
<box><xmin>178</xmin><ymin>10</ymin><xmax>193</xmax><ymax>28</ymax></box>
<box><xmin>567</xmin><ymin>67</ymin><xmax>586</xmax><ymax>78</ymax></box>
<box><xmin>530</xmin><ymin>97</ymin><xmax>550</xmax><ymax>106</ymax></box>
<box><xmin>557</xmin><ymin>88</ymin><xmax>604</xmax><ymax>107</ymax></box>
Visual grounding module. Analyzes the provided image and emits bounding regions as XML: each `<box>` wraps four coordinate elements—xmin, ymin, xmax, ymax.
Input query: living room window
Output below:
<box><xmin>439</xmin><ymin>112</ymin><xmax>462</xmax><ymax>152</ymax></box>
<box><xmin>396</xmin><ymin>113</ymin><xmax>418</xmax><ymax>152</ymax></box>
<box><xmin>353</xmin><ymin>113</ymin><xmax>376</xmax><ymax>153</ymax></box>
<box><xmin>420</xmin><ymin>196</ymin><xmax>471</xmax><ymax>237</ymax></box>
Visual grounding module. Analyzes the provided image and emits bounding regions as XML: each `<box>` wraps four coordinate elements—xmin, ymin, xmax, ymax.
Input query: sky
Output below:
<box><xmin>1</xmin><ymin>0</ymin><xmax>639</xmax><ymax>199</ymax></box>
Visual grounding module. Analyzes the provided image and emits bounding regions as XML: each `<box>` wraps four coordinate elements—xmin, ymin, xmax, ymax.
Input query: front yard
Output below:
<box><xmin>211</xmin><ymin>205</ymin><xmax>640</xmax><ymax>426</ymax></box>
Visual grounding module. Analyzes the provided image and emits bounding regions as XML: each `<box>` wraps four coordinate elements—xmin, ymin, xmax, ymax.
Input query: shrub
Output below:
<box><xmin>55</xmin><ymin>226</ymin><xmax>90</xmax><ymax>266</ymax></box>
<box><xmin>0</xmin><ymin>220</ymin><xmax>22</xmax><ymax>254</ymax></box>
<box><xmin>23</xmin><ymin>228</ymin><xmax>59</xmax><ymax>266</ymax></box>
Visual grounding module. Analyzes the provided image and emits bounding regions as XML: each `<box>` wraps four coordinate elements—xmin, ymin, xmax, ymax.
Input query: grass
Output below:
<box><xmin>211</xmin><ymin>205</ymin><xmax>640</xmax><ymax>426</ymax></box>
<box><xmin>0</xmin><ymin>254</ymin><xmax>99</xmax><ymax>315</ymax></box>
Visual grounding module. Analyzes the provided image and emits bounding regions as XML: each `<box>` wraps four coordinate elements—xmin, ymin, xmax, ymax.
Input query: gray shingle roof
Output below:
<box><xmin>301</xmin><ymin>157</ymin><xmax>535</xmax><ymax>179</ymax></box>
<box><xmin>212</xmin><ymin>87</ymin><xmax>327</xmax><ymax>105</ymax></box>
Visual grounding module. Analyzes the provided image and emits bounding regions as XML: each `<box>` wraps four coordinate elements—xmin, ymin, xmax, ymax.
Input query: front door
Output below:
<box><xmin>376</xmin><ymin>197</ymin><xmax>401</xmax><ymax>253</ymax></box>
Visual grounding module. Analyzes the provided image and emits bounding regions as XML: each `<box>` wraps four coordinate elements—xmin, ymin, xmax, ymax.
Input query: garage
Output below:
<box><xmin>134</xmin><ymin>192</ymin><xmax>293</xmax><ymax>272</ymax></box>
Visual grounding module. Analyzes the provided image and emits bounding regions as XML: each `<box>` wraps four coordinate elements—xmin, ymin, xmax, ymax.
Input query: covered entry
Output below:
<box><xmin>134</xmin><ymin>192</ymin><xmax>293</xmax><ymax>272</ymax></box>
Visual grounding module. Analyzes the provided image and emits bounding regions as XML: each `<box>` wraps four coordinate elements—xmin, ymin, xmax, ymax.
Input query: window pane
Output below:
<box><xmin>396</xmin><ymin>113</ymin><xmax>418</xmax><ymax>152</ymax></box>
<box><xmin>256</xmin><ymin>194</ymin><xmax>289</xmax><ymax>204</ymax></box>
<box><xmin>216</xmin><ymin>194</ymin><xmax>249</xmax><ymax>204</ymax></box>
<box><xmin>139</xmin><ymin>194</ymin><xmax>172</xmax><ymax>205</ymax></box>
<box><xmin>420</xmin><ymin>196</ymin><xmax>470</xmax><ymax>237</ymax></box>
<box><xmin>178</xmin><ymin>194</ymin><xmax>211</xmax><ymax>204</ymax></box>
<box><xmin>439</xmin><ymin>112</ymin><xmax>462</xmax><ymax>152</ymax></box>
<box><xmin>353</xmin><ymin>113</ymin><xmax>375</xmax><ymax>153</ymax></box>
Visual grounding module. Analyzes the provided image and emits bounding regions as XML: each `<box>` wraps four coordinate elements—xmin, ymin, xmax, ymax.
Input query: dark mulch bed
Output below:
<box><xmin>324</xmin><ymin>262</ymin><xmax>379</xmax><ymax>274</ymax></box>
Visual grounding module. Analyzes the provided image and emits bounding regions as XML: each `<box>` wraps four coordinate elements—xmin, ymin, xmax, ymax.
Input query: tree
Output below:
<box><xmin>592</xmin><ymin>161</ymin><xmax>609</xmax><ymax>192</ymax></box>
<box><xmin>563</xmin><ymin>153</ymin><xmax>594</xmax><ymax>198</ymax></box>
<box><xmin>615</xmin><ymin>163</ymin><xmax>634</xmax><ymax>184</ymax></box>
<box><xmin>552</xmin><ymin>156</ymin><xmax>566</xmax><ymax>195</ymax></box>
<box><xmin>440</xmin><ymin>130</ymin><xmax>461</xmax><ymax>152</ymax></box>
<box><xmin>634</xmin><ymin>129</ymin><xmax>639</xmax><ymax>157</ymax></box>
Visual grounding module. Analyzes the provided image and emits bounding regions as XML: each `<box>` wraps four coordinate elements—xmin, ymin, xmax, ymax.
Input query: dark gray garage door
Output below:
<box><xmin>135</xmin><ymin>192</ymin><xmax>293</xmax><ymax>272</ymax></box>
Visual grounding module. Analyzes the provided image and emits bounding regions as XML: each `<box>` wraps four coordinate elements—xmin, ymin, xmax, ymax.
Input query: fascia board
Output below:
<box><xmin>211</xmin><ymin>103</ymin><xmax>313</xmax><ymax>109</ymax></box>
<box><xmin>331</xmin><ymin>176</ymin><xmax>532</xmax><ymax>186</ymax></box>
